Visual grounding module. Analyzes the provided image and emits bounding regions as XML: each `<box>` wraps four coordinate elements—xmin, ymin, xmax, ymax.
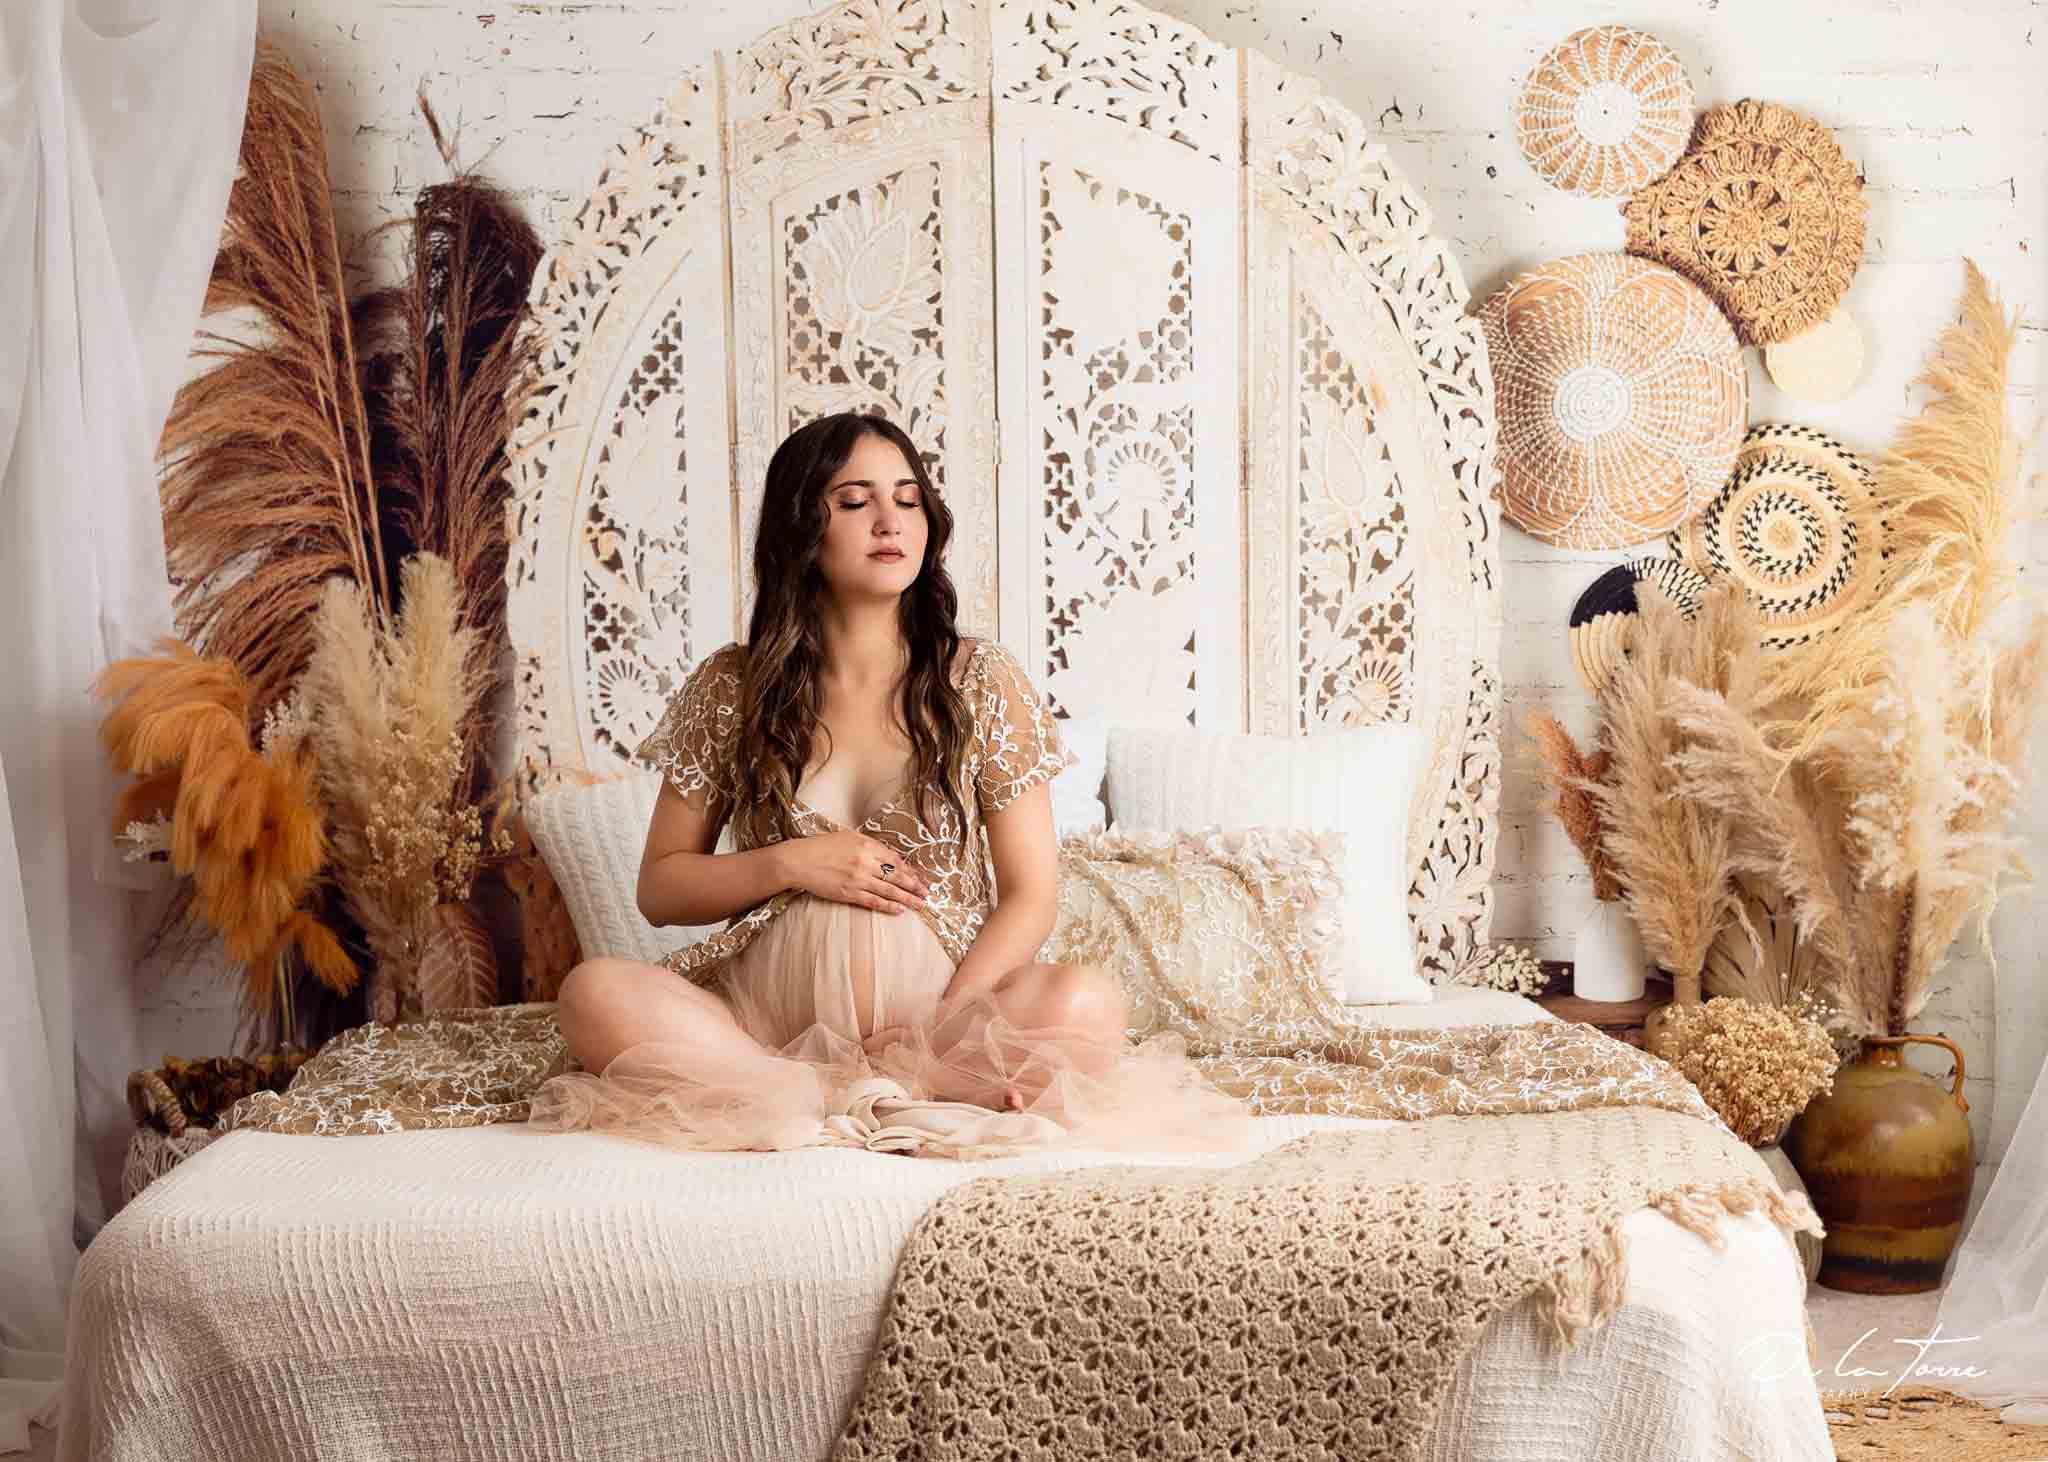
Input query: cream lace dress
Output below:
<box><xmin>527</xmin><ymin>636</ymin><xmax>1256</xmax><ymax>1160</ymax></box>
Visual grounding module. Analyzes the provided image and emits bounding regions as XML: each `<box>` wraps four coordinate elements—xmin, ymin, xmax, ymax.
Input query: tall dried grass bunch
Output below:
<box><xmin>291</xmin><ymin>553</ymin><xmax>513</xmax><ymax>1022</ymax></box>
<box><xmin>1585</xmin><ymin>260</ymin><xmax>2048</xmax><ymax>1038</ymax></box>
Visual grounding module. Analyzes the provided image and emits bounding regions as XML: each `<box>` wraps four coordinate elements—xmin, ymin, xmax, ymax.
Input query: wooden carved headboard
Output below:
<box><xmin>503</xmin><ymin>0</ymin><xmax>1503</xmax><ymax>977</ymax></box>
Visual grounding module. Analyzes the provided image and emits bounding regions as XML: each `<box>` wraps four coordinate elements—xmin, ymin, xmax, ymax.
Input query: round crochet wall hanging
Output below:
<box><xmin>1622</xmin><ymin>98</ymin><xmax>1867</xmax><ymax>347</ymax></box>
<box><xmin>1513</xmin><ymin>25</ymin><xmax>1695</xmax><ymax>198</ymax></box>
<box><xmin>1763</xmin><ymin>306</ymin><xmax>1865</xmax><ymax>402</ymax></box>
<box><xmin>1479</xmin><ymin>252</ymin><xmax>1748</xmax><ymax>550</ymax></box>
<box><xmin>1569</xmin><ymin>558</ymin><xmax>1713</xmax><ymax>693</ymax></box>
<box><xmin>1667</xmin><ymin>422</ymin><xmax>1887</xmax><ymax>649</ymax></box>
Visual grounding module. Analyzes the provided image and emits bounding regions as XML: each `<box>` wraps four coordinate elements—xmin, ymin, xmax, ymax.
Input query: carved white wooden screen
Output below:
<box><xmin>505</xmin><ymin>0</ymin><xmax>1503</xmax><ymax>975</ymax></box>
<box><xmin>992</xmin><ymin>5</ymin><xmax>1244</xmax><ymax>729</ymax></box>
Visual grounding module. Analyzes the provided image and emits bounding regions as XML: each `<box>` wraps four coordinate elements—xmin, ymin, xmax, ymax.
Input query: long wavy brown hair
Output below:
<box><xmin>726</xmin><ymin>412</ymin><xmax>975</xmax><ymax>848</ymax></box>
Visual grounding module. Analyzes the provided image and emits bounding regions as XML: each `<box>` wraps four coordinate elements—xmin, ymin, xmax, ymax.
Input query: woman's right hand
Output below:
<box><xmin>778</xmin><ymin>828</ymin><xmax>930</xmax><ymax>915</ymax></box>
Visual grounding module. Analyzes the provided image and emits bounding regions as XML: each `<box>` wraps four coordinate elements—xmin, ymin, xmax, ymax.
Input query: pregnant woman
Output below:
<box><xmin>528</xmin><ymin>410</ymin><xmax>1252</xmax><ymax>1159</ymax></box>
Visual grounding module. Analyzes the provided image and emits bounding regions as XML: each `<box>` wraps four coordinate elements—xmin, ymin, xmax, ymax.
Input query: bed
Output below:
<box><xmin>58</xmin><ymin>2</ymin><xmax>1832</xmax><ymax>1457</ymax></box>
<box><xmin>61</xmin><ymin>991</ymin><xmax>1828</xmax><ymax>1461</ymax></box>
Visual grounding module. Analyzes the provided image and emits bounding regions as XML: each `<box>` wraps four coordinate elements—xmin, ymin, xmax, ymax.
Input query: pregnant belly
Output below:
<box><xmin>721</xmin><ymin>892</ymin><xmax>956</xmax><ymax>1046</ymax></box>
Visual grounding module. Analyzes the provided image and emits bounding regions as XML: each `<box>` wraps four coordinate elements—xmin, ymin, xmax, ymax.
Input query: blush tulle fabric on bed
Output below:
<box><xmin>525</xmin><ymin>892</ymin><xmax>1260</xmax><ymax>1160</ymax></box>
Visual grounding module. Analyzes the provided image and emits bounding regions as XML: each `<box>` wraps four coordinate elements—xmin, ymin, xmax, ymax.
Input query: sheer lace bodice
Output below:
<box><xmin>635</xmin><ymin>635</ymin><xmax>1078</xmax><ymax>986</ymax></box>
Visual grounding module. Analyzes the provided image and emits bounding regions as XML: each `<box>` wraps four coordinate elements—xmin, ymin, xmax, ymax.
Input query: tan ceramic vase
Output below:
<box><xmin>1784</xmin><ymin>1033</ymin><xmax>1975</xmax><ymax>1294</ymax></box>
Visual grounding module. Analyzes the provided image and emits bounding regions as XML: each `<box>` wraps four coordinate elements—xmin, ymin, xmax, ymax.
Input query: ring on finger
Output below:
<box><xmin>880</xmin><ymin>861</ymin><xmax>895</xmax><ymax>877</ymax></box>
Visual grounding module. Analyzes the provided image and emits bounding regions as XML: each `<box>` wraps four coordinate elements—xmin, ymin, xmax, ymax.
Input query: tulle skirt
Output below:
<box><xmin>527</xmin><ymin>893</ymin><xmax>1259</xmax><ymax>1161</ymax></box>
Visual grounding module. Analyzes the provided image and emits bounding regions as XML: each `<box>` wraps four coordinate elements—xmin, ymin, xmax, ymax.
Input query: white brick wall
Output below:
<box><xmin>148</xmin><ymin>0</ymin><xmax>2046</xmax><ymax>1164</ymax></box>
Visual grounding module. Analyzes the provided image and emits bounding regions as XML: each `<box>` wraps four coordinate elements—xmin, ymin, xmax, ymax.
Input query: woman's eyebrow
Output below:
<box><xmin>831</xmin><ymin>477</ymin><xmax>921</xmax><ymax>489</ymax></box>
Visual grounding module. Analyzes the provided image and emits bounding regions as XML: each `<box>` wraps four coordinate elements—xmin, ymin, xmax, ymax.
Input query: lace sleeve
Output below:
<box><xmin>634</xmin><ymin>644</ymin><xmax>741</xmax><ymax>819</ymax></box>
<box><xmin>972</xmin><ymin>640</ymin><xmax>1078</xmax><ymax>818</ymax></box>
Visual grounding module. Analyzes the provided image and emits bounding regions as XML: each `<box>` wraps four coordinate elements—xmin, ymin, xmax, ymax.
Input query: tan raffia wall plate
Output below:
<box><xmin>1623</xmin><ymin>98</ymin><xmax>1867</xmax><ymax>347</ymax></box>
<box><xmin>1763</xmin><ymin>306</ymin><xmax>1865</xmax><ymax>402</ymax></box>
<box><xmin>1568</xmin><ymin>557</ymin><xmax>1714</xmax><ymax>693</ymax></box>
<box><xmin>1667</xmin><ymin>422</ymin><xmax>1887</xmax><ymax>649</ymax></box>
<box><xmin>1479</xmin><ymin>252</ymin><xmax>1748</xmax><ymax>550</ymax></box>
<box><xmin>1514</xmin><ymin>25</ymin><xmax>1695</xmax><ymax>198</ymax></box>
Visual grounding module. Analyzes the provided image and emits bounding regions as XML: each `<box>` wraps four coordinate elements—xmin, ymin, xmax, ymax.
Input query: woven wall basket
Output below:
<box><xmin>1479</xmin><ymin>252</ymin><xmax>1747</xmax><ymax>550</ymax></box>
<box><xmin>1514</xmin><ymin>25</ymin><xmax>1695</xmax><ymax>198</ymax></box>
<box><xmin>1568</xmin><ymin>557</ymin><xmax>1713</xmax><ymax>693</ymax></box>
<box><xmin>1623</xmin><ymin>98</ymin><xmax>1867</xmax><ymax>347</ymax></box>
<box><xmin>1667</xmin><ymin>422</ymin><xmax>1887</xmax><ymax>649</ymax></box>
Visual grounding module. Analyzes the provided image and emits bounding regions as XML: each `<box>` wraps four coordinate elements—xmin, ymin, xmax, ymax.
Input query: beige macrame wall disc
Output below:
<box><xmin>1667</xmin><ymin>422</ymin><xmax>1887</xmax><ymax>649</ymax></box>
<box><xmin>1513</xmin><ymin>25</ymin><xmax>1695</xmax><ymax>198</ymax></box>
<box><xmin>1623</xmin><ymin>98</ymin><xmax>1867</xmax><ymax>347</ymax></box>
<box><xmin>1764</xmin><ymin>306</ymin><xmax>1865</xmax><ymax>401</ymax></box>
<box><xmin>1479</xmin><ymin>252</ymin><xmax>1748</xmax><ymax>550</ymax></box>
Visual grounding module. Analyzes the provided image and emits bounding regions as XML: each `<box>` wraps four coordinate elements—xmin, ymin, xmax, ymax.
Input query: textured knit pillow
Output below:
<box><xmin>1103</xmin><ymin>725</ymin><xmax>1433</xmax><ymax>1004</ymax></box>
<box><xmin>1034</xmin><ymin>825</ymin><xmax>1352</xmax><ymax>1046</ymax></box>
<box><xmin>523</xmin><ymin>770</ymin><xmax>732</xmax><ymax>967</ymax></box>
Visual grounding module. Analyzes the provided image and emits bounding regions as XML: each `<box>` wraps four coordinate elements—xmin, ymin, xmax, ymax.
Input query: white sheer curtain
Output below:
<box><xmin>0</xmin><ymin>0</ymin><xmax>254</xmax><ymax>1451</ymax></box>
<box><xmin>1934</xmin><ymin>1045</ymin><xmax>2048</xmax><ymax>1425</ymax></box>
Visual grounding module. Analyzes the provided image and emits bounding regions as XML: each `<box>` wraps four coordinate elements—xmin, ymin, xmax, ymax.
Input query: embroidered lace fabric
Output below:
<box><xmin>635</xmin><ymin>637</ymin><xmax>1077</xmax><ymax>986</ymax></box>
<box><xmin>525</xmin><ymin>637</ymin><xmax>1261</xmax><ymax>1160</ymax></box>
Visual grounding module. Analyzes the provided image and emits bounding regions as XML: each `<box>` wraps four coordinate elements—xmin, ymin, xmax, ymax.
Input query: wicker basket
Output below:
<box><xmin>120</xmin><ymin>1049</ymin><xmax>314</xmax><ymax>1205</ymax></box>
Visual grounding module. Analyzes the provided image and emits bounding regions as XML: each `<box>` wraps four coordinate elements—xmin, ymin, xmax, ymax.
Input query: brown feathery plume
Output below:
<box><xmin>355</xmin><ymin>91</ymin><xmax>545</xmax><ymax>798</ymax></box>
<box><xmin>1586</xmin><ymin>581</ymin><xmax>1760</xmax><ymax>1002</ymax></box>
<box><xmin>158</xmin><ymin>38</ymin><xmax>387</xmax><ymax>725</ymax></box>
<box><xmin>1763</xmin><ymin>259</ymin><xmax>2036</xmax><ymax>751</ymax></box>
<box><xmin>93</xmin><ymin>643</ymin><xmax>357</xmax><ymax>1026</ymax></box>
<box><xmin>1524</xmin><ymin>712</ymin><xmax>1620</xmax><ymax>901</ymax></box>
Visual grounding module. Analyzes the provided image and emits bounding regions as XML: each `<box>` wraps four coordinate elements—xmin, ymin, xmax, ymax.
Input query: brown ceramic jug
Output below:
<box><xmin>1784</xmin><ymin>1033</ymin><xmax>1975</xmax><ymax>1294</ymax></box>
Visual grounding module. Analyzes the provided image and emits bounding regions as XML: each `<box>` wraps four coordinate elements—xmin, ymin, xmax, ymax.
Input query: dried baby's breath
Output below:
<box><xmin>1657</xmin><ymin>993</ymin><xmax>1840</xmax><ymax>1146</ymax></box>
<box><xmin>1458</xmin><ymin>942</ymin><xmax>1548</xmax><ymax>997</ymax></box>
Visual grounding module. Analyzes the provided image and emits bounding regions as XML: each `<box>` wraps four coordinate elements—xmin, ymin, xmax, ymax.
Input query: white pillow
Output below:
<box><xmin>1050</xmin><ymin>714</ymin><xmax>1108</xmax><ymax>837</ymax></box>
<box><xmin>524</xmin><ymin>770</ymin><xmax>731</xmax><ymax>967</ymax></box>
<box><xmin>1102</xmin><ymin>725</ymin><xmax>1432</xmax><ymax>1005</ymax></box>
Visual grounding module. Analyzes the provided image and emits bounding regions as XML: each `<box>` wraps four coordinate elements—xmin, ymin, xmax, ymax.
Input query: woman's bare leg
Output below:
<box><xmin>555</xmin><ymin>956</ymin><xmax>780</xmax><ymax>1077</ymax></box>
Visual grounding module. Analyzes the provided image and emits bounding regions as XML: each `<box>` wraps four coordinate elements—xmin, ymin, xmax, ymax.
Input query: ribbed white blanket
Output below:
<box><xmin>56</xmin><ymin>992</ymin><xmax>1831</xmax><ymax>1460</ymax></box>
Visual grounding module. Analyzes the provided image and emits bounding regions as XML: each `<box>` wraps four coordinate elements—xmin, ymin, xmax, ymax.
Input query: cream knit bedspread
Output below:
<box><xmin>60</xmin><ymin>1113</ymin><xmax>1832</xmax><ymax>1461</ymax></box>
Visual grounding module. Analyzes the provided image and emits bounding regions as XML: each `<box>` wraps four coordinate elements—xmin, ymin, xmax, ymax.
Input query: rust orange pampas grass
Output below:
<box><xmin>93</xmin><ymin>640</ymin><xmax>358</xmax><ymax>1013</ymax></box>
<box><xmin>1525</xmin><ymin>713</ymin><xmax>1620</xmax><ymax>901</ymax></box>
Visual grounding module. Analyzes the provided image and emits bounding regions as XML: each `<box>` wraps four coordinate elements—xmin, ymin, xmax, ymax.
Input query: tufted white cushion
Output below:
<box><xmin>1102</xmin><ymin>725</ymin><xmax>1433</xmax><ymax>1004</ymax></box>
<box><xmin>524</xmin><ymin>770</ymin><xmax>731</xmax><ymax>968</ymax></box>
<box><xmin>1049</xmin><ymin>714</ymin><xmax>1108</xmax><ymax>837</ymax></box>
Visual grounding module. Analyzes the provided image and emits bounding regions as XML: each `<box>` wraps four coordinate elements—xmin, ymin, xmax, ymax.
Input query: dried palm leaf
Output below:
<box><xmin>418</xmin><ymin>902</ymin><xmax>499</xmax><ymax>1012</ymax></box>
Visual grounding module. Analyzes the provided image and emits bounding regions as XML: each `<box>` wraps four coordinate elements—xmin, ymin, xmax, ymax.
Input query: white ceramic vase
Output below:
<box><xmin>1574</xmin><ymin>898</ymin><xmax>1648</xmax><ymax>1002</ymax></box>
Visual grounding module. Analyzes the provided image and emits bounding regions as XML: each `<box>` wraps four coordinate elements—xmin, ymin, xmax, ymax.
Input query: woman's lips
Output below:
<box><xmin>869</xmin><ymin>549</ymin><xmax>904</xmax><ymax>560</ymax></box>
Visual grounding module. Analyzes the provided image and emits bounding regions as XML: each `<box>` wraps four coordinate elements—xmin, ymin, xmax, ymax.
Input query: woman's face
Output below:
<box><xmin>815</xmin><ymin>432</ymin><xmax>929</xmax><ymax>601</ymax></box>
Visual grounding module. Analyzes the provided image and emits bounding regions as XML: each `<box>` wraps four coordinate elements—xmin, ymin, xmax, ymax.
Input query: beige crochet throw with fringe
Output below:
<box><xmin>834</xmin><ymin>1043</ymin><xmax>1822</xmax><ymax>1462</ymax></box>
